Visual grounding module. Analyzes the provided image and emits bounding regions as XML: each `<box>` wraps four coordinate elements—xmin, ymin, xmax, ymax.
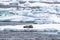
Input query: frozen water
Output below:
<box><xmin>0</xmin><ymin>0</ymin><xmax>60</xmax><ymax>24</ymax></box>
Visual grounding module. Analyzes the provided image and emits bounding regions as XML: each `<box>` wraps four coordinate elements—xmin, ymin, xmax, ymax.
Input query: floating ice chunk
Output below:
<box><xmin>41</xmin><ymin>0</ymin><xmax>54</xmax><ymax>2</ymax></box>
<box><xmin>29</xmin><ymin>3</ymin><xmax>52</xmax><ymax>7</ymax></box>
<box><xmin>43</xmin><ymin>28</ymin><xmax>58</xmax><ymax>32</ymax></box>
<box><xmin>21</xmin><ymin>16</ymin><xmax>35</xmax><ymax>22</ymax></box>
<box><xmin>47</xmin><ymin>5</ymin><xmax>60</xmax><ymax>13</ymax></box>
<box><xmin>56</xmin><ymin>0</ymin><xmax>60</xmax><ymax>2</ymax></box>
<box><xmin>40</xmin><ymin>0</ymin><xmax>60</xmax><ymax>2</ymax></box>
<box><xmin>0</xmin><ymin>0</ymin><xmax>11</xmax><ymax>2</ymax></box>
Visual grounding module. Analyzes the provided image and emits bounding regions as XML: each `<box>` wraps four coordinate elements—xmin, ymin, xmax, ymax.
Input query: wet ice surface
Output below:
<box><xmin>0</xmin><ymin>0</ymin><xmax>60</xmax><ymax>24</ymax></box>
<box><xmin>0</xmin><ymin>24</ymin><xmax>60</xmax><ymax>35</ymax></box>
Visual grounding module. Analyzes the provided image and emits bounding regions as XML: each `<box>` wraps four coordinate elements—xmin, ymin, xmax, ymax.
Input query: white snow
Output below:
<box><xmin>0</xmin><ymin>24</ymin><xmax>60</xmax><ymax>30</ymax></box>
<box><xmin>29</xmin><ymin>3</ymin><xmax>52</xmax><ymax>7</ymax></box>
<box><xmin>0</xmin><ymin>0</ymin><xmax>60</xmax><ymax>25</ymax></box>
